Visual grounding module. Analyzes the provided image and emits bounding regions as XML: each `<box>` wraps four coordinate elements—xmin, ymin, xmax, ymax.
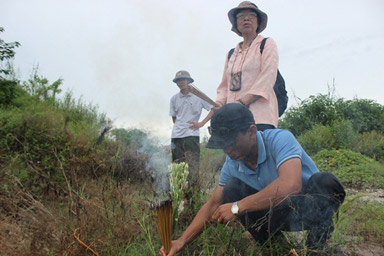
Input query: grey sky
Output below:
<box><xmin>1</xmin><ymin>0</ymin><xmax>384</xmax><ymax>144</ymax></box>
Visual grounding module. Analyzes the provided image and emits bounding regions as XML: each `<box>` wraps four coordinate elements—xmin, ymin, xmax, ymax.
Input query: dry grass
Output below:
<box><xmin>0</xmin><ymin>169</ymin><xmax>147</xmax><ymax>255</ymax></box>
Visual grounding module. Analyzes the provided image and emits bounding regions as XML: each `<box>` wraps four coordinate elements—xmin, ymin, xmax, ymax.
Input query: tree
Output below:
<box><xmin>0</xmin><ymin>27</ymin><xmax>21</xmax><ymax>106</ymax></box>
<box><xmin>0</xmin><ymin>27</ymin><xmax>20</xmax><ymax>75</ymax></box>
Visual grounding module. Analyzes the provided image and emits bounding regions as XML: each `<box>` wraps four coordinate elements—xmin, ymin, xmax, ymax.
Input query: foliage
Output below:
<box><xmin>111</xmin><ymin>127</ymin><xmax>151</xmax><ymax>149</ymax></box>
<box><xmin>339</xmin><ymin>99</ymin><xmax>384</xmax><ymax>134</ymax></box>
<box><xmin>313</xmin><ymin>149</ymin><xmax>384</xmax><ymax>189</ymax></box>
<box><xmin>200</xmin><ymin>136</ymin><xmax>226</xmax><ymax>186</ymax></box>
<box><xmin>0</xmin><ymin>27</ymin><xmax>21</xmax><ymax>75</ymax></box>
<box><xmin>168</xmin><ymin>162</ymin><xmax>189</xmax><ymax>226</ymax></box>
<box><xmin>0</xmin><ymin>79</ymin><xmax>18</xmax><ymax>106</ymax></box>
<box><xmin>22</xmin><ymin>68</ymin><xmax>63</xmax><ymax>103</ymax></box>
<box><xmin>56</xmin><ymin>90</ymin><xmax>108</xmax><ymax>129</ymax></box>
<box><xmin>0</xmin><ymin>67</ymin><xmax>115</xmax><ymax>196</ymax></box>
<box><xmin>354</xmin><ymin>130</ymin><xmax>384</xmax><ymax>162</ymax></box>
<box><xmin>0</xmin><ymin>27</ymin><xmax>22</xmax><ymax>107</ymax></box>
<box><xmin>298</xmin><ymin>120</ymin><xmax>358</xmax><ymax>155</ymax></box>
<box><xmin>279</xmin><ymin>92</ymin><xmax>344</xmax><ymax>136</ymax></box>
<box><xmin>279</xmin><ymin>90</ymin><xmax>384</xmax><ymax>137</ymax></box>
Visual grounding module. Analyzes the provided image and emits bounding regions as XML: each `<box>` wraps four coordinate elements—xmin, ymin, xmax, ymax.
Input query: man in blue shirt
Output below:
<box><xmin>161</xmin><ymin>103</ymin><xmax>345</xmax><ymax>256</ymax></box>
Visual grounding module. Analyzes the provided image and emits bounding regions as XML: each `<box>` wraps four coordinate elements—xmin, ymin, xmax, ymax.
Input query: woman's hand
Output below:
<box><xmin>159</xmin><ymin>239</ymin><xmax>185</xmax><ymax>256</ymax></box>
<box><xmin>213</xmin><ymin>104</ymin><xmax>222</xmax><ymax>112</ymax></box>
<box><xmin>211</xmin><ymin>203</ymin><xmax>237</xmax><ymax>224</ymax></box>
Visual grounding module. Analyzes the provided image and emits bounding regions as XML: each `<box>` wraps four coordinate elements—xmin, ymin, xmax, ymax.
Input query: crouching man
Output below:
<box><xmin>160</xmin><ymin>103</ymin><xmax>345</xmax><ymax>255</ymax></box>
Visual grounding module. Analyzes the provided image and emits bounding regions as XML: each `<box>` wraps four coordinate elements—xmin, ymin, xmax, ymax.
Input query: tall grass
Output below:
<box><xmin>1</xmin><ymin>69</ymin><xmax>384</xmax><ymax>255</ymax></box>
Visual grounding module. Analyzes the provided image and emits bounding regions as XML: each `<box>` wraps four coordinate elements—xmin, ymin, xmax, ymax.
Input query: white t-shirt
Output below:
<box><xmin>170</xmin><ymin>92</ymin><xmax>212</xmax><ymax>138</ymax></box>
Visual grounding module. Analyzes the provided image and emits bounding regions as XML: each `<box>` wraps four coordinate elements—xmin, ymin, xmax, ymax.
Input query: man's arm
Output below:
<box><xmin>160</xmin><ymin>186</ymin><xmax>224</xmax><ymax>256</ymax></box>
<box><xmin>189</xmin><ymin>108</ymin><xmax>214</xmax><ymax>130</ymax></box>
<box><xmin>213</xmin><ymin>158</ymin><xmax>302</xmax><ymax>220</ymax></box>
<box><xmin>238</xmin><ymin>158</ymin><xmax>302</xmax><ymax>213</ymax></box>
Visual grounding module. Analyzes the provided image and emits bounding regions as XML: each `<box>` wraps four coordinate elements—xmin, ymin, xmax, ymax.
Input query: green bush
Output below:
<box><xmin>297</xmin><ymin>125</ymin><xmax>335</xmax><ymax>155</ymax></box>
<box><xmin>339</xmin><ymin>99</ymin><xmax>384</xmax><ymax>134</ymax></box>
<box><xmin>0</xmin><ymin>79</ymin><xmax>17</xmax><ymax>106</ymax></box>
<box><xmin>298</xmin><ymin>120</ymin><xmax>358</xmax><ymax>155</ymax></box>
<box><xmin>279</xmin><ymin>93</ymin><xmax>344</xmax><ymax>136</ymax></box>
<box><xmin>313</xmin><ymin>149</ymin><xmax>384</xmax><ymax>189</ymax></box>
<box><xmin>111</xmin><ymin>127</ymin><xmax>152</xmax><ymax>149</ymax></box>
<box><xmin>0</xmin><ymin>78</ymin><xmax>111</xmax><ymax>195</ymax></box>
<box><xmin>354</xmin><ymin>131</ymin><xmax>384</xmax><ymax>162</ymax></box>
<box><xmin>279</xmin><ymin>92</ymin><xmax>384</xmax><ymax>137</ymax></box>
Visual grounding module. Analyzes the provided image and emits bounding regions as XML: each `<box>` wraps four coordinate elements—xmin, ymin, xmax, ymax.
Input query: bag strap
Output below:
<box><xmin>228</xmin><ymin>48</ymin><xmax>235</xmax><ymax>61</ymax></box>
<box><xmin>260</xmin><ymin>37</ymin><xmax>269</xmax><ymax>54</ymax></box>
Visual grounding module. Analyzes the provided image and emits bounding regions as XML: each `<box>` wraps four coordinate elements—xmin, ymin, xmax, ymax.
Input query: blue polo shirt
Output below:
<box><xmin>219</xmin><ymin>129</ymin><xmax>319</xmax><ymax>191</ymax></box>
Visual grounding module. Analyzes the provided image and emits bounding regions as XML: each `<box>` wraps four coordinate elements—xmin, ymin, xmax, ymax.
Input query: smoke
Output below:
<box><xmin>135</xmin><ymin>134</ymin><xmax>171</xmax><ymax>202</ymax></box>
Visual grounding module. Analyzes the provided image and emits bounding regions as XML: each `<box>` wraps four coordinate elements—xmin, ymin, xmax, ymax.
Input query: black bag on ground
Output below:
<box><xmin>228</xmin><ymin>38</ymin><xmax>288</xmax><ymax>117</ymax></box>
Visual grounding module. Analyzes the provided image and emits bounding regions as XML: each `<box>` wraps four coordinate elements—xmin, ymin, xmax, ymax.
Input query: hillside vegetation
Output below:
<box><xmin>1</xmin><ymin>29</ymin><xmax>383</xmax><ymax>255</ymax></box>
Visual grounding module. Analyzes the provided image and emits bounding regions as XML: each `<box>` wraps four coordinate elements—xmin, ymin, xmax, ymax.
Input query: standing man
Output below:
<box><xmin>170</xmin><ymin>70</ymin><xmax>213</xmax><ymax>195</ymax></box>
<box><xmin>161</xmin><ymin>103</ymin><xmax>345</xmax><ymax>256</ymax></box>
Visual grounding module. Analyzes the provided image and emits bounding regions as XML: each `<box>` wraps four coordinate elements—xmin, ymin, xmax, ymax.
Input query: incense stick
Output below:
<box><xmin>155</xmin><ymin>200</ymin><xmax>173</xmax><ymax>254</ymax></box>
<box><xmin>188</xmin><ymin>84</ymin><xmax>219</xmax><ymax>107</ymax></box>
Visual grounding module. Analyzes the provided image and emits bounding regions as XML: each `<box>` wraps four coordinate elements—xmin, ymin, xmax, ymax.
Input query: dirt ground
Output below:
<box><xmin>352</xmin><ymin>243</ymin><xmax>384</xmax><ymax>256</ymax></box>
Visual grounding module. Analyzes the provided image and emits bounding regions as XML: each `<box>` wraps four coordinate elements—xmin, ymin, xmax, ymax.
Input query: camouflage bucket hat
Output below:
<box><xmin>173</xmin><ymin>70</ymin><xmax>194</xmax><ymax>83</ymax></box>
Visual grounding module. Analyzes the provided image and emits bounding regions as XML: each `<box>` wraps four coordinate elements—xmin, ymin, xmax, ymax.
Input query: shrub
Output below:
<box><xmin>111</xmin><ymin>127</ymin><xmax>152</xmax><ymax>149</ymax></box>
<box><xmin>298</xmin><ymin>120</ymin><xmax>358</xmax><ymax>155</ymax></box>
<box><xmin>279</xmin><ymin>91</ymin><xmax>384</xmax><ymax>137</ymax></box>
<box><xmin>354</xmin><ymin>131</ymin><xmax>384</xmax><ymax>162</ymax></box>
<box><xmin>339</xmin><ymin>99</ymin><xmax>384</xmax><ymax>134</ymax></box>
<box><xmin>0</xmin><ymin>79</ymin><xmax>17</xmax><ymax>106</ymax></box>
<box><xmin>279</xmin><ymin>93</ymin><xmax>344</xmax><ymax>136</ymax></box>
<box><xmin>313</xmin><ymin>149</ymin><xmax>384</xmax><ymax>189</ymax></box>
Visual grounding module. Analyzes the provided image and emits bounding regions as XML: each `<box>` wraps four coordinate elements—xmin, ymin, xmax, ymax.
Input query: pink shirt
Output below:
<box><xmin>216</xmin><ymin>35</ymin><xmax>279</xmax><ymax>127</ymax></box>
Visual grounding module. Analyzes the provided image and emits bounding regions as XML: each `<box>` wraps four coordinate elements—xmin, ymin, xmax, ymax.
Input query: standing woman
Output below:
<box><xmin>216</xmin><ymin>1</ymin><xmax>279</xmax><ymax>131</ymax></box>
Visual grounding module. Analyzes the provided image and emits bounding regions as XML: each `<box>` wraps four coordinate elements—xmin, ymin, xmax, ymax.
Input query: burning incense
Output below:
<box><xmin>188</xmin><ymin>84</ymin><xmax>219</xmax><ymax>107</ymax></box>
<box><xmin>155</xmin><ymin>200</ymin><xmax>173</xmax><ymax>254</ymax></box>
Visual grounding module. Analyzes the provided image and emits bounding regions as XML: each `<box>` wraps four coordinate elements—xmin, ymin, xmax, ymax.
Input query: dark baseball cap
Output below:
<box><xmin>206</xmin><ymin>103</ymin><xmax>255</xmax><ymax>149</ymax></box>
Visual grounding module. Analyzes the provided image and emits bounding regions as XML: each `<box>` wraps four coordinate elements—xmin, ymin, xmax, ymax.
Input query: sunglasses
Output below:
<box><xmin>236</xmin><ymin>12</ymin><xmax>258</xmax><ymax>20</ymax></box>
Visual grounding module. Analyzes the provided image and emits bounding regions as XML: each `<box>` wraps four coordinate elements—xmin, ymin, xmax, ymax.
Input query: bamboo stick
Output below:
<box><xmin>188</xmin><ymin>84</ymin><xmax>219</xmax><ymax>107</ymax></box>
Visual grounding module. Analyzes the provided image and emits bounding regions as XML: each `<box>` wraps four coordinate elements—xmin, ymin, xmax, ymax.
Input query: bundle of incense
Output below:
<box><xmin>188</xmin><ymin>84</ymin><xmax>219</xmax><ymax>107</ymax></box>
<box><xmin>155</xmin><ymin>200</ymin><xmax>173</xmax><ymax>254</ymax></box>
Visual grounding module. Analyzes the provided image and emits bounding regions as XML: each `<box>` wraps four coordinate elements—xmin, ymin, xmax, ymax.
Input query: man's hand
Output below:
<box><xmin>159</xmin><ymin>239</ymin><xmax>185</xmax><ymax>256</ymax></box>
<box><xmin>189</xmin><ymin>121</ymin><xmax>204</xmax><ymax>130</ymax></box>
<box><xmin>212</xmin><ymin>203</ymin><xmax>237</xmax><ymax>224</ymax></box>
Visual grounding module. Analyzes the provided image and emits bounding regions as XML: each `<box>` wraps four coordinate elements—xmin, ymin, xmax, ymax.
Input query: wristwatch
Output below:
<box><xmin>231</xmin><ymin>201</ymin><xmax>239</xmax><ymax>215</ymax></box>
